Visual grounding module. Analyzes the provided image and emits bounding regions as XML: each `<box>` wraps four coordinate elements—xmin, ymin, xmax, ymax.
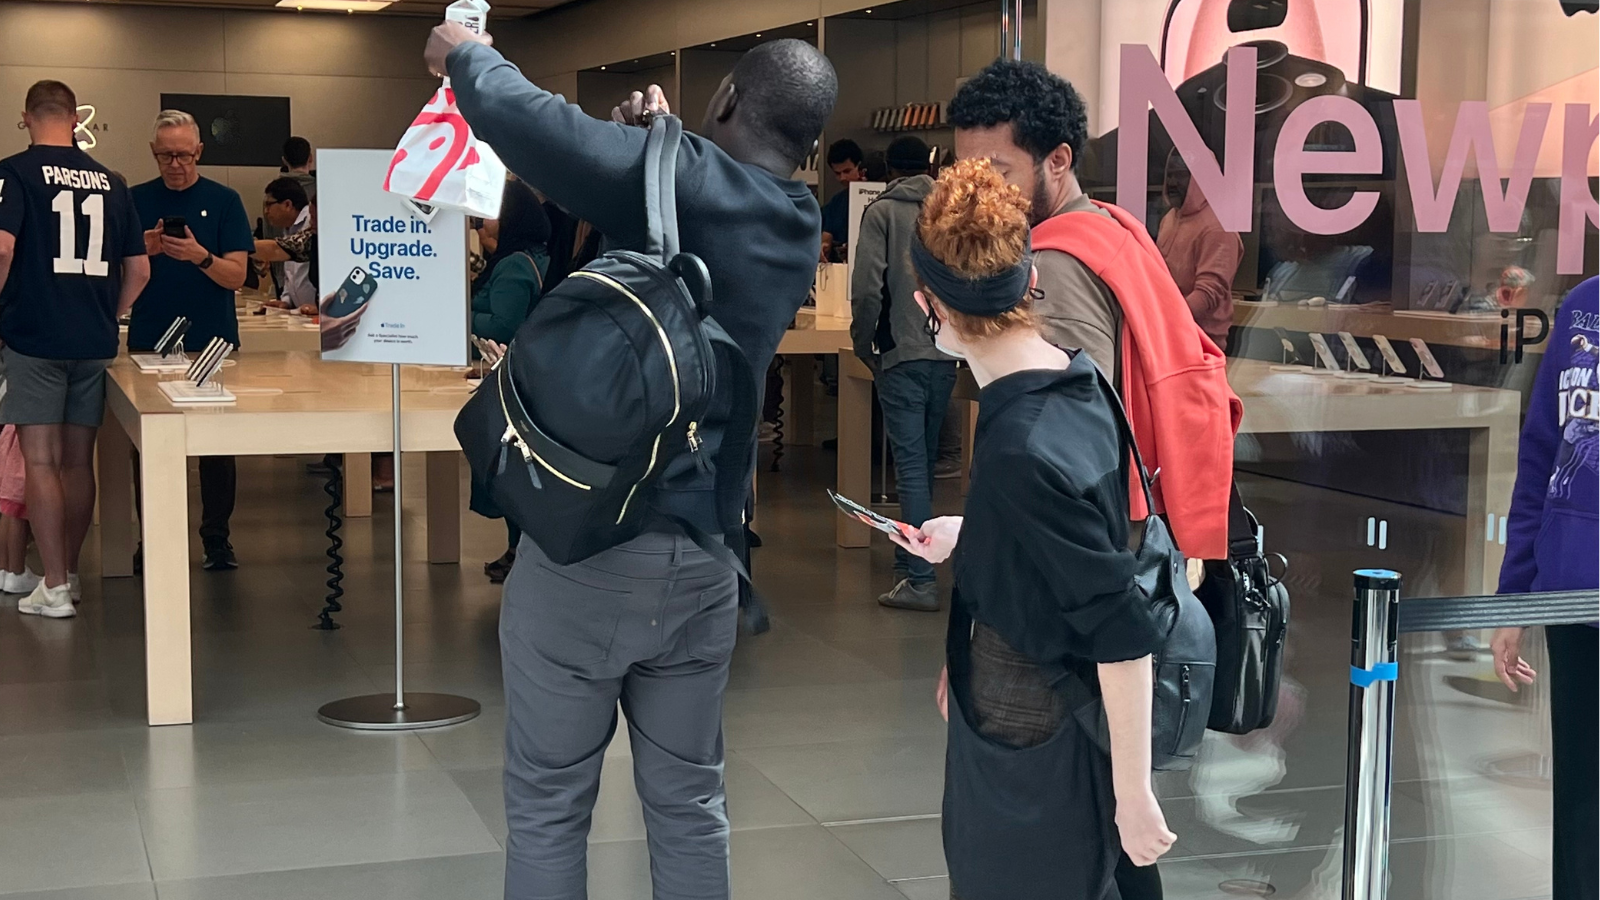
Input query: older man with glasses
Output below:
<box><xmin>128</xmin><ymin>109</ymin><xmax>252</xmax><ymax>571</ymax></box>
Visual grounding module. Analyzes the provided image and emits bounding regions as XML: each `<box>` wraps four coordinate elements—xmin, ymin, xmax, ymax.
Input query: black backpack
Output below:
<box><xmin>454</xmin><ymin>115</ymin><xmax>760</xmax><ymax>614</ymax></box>
<box><xmin>1060</xmin><ymin>364</ymin><xmax>1218</xmax><ymax>772</ymax></box>
<box><xmin>1197</xmin><ymin>487</ymin><xmax>1290</xmax><ymax>734</ymax></box>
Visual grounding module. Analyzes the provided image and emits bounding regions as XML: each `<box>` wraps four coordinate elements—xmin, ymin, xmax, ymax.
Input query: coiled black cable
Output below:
<box><xmin>315</xmin><ymin>458</ymin><xmax>345</xmax><ymax>630</ymax></box>
<box><xmin>769</xmin><ymin>366</ymin><xmax>785</xmax><ymax>473</ymax></box>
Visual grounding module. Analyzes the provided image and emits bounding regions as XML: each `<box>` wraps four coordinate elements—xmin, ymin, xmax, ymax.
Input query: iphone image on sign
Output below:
<box><xmin>1409</xmin><ymin>338</ymin><xmax>1445</xmax><ymax>379</ymax></box>
<box><xmin>325</xmin><ymin>268</ymin><xmax>378</xmax><ymax>319</ymax></box>
<box><xmin>1337</xmin><ymin>332</ymin><xmax>1372</xmax><ymax>369</ymax></box>
<box><xmin>1372</xmin><ymin>335</ymin><xmax>1407</xmax><ymax>374</ymax></box>
<box><xmin>1308</xmin><ymin>333</ymin><xmax>1342</xmax><ymax>370</ymax></box>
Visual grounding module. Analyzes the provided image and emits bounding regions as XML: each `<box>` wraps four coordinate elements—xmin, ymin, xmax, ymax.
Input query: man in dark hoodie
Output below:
<box><xmin>851</xmin><ymin>135</ymin><xmax>955</xmax><ymax>612</ymax></box>
<box><xmin>1493</xmin><ymin>276</ymin><xmax>1597</xmax><ymax>900</ymax></box>
<box><xmin>426</xmin><ymin>26</ymin><xmax>838</xmax><ymax>900</ymax></box>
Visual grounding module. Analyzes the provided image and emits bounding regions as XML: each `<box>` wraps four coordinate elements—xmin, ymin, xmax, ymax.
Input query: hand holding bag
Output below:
<box><xmin>384</xmin><ymin>86</ymin><xmax>506</xmax><ymax>219</ymax></box>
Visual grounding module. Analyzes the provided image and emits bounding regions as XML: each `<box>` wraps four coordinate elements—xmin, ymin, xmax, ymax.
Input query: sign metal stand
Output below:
<box><xmin>318</xmin><ymin>364</ymin><xmax>480</xmax><ymax>731</ymax></box>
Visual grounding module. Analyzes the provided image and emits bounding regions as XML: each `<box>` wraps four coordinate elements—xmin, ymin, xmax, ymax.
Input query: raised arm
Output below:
<box><xmin>444</xmin><ymin>41</ymin><xmax>653</xmax><ymax>249</ymax></box>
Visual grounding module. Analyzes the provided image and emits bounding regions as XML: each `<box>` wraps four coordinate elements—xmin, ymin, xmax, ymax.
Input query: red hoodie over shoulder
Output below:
<box><xmin>1032</xmin><ymin>199</ymin><xmax>1242</xmax><ymax>560</ymax></box>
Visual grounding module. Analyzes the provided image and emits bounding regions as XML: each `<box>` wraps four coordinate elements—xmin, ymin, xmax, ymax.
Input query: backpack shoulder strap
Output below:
<box><xmin>641</xmin><ymin>115</ymin><xmax>683</xmax><ymax>262</ymax></box>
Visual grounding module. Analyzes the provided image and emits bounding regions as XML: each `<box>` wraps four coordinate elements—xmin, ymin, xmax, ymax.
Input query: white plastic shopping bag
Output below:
<box><xmin>384</xmin><ymin>85</ymin><xmax>506</xmax><ymax>219</ymax></box>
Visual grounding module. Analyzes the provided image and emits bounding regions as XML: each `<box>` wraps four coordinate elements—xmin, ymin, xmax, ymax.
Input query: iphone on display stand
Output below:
<box><xmin>1307</xmin><ymin>333</ymin><xmax>1342</xmax><ymax>373</ymax></box>
<box><xmin>1270</xmin><ymin>327</ymin><xmax>1310</xmax><ymax>372</ymax></box>
<box><xmin>1335</xmin><ymin>331</ymin><xmax>1379</xmax><ymax>380</ymax></box>
<box><xmin>1371</xmin><ymin>334</ymin><xmax>1410</xmax><ymax>383</ymax></box>
<box><xmin>1407</xmin><ymin>338</ymin><xmax>1452</xmax><ymax>389</ymax></box>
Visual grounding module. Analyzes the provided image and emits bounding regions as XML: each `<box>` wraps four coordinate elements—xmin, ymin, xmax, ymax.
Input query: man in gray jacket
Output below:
<box><xmin>851</xmin><ymin>135</ymin><xmax>956</xmax><ymax>611</ymax></box>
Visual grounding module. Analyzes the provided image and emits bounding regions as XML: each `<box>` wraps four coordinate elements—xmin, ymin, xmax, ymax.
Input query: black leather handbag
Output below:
<box><xmin>1196</xmin><ymin>486</ymin><xmax>1290</xmax><ymax>734</ymax></box>
<box><xmin>1061</xmin><ymin>366</ymin><xmax>1219</xmax><ymax>772</ymax></box>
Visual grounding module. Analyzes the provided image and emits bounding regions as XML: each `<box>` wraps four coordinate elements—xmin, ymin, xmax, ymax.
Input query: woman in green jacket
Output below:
<box><xmin>472</xmin><ymin>180</ymin><xmax>550</xmax><ymax>582</ymax></box>
<box><xmin>472</xmin><ymin>180</ymin><xmax>550</xmax><ymax>344</ymax></box>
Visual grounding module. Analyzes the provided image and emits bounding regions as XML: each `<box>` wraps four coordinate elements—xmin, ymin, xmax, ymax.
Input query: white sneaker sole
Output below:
<box><xmin>18</xmin><ymin>598</ymin><xmax>74</xmax><ymax>618</ymax></box>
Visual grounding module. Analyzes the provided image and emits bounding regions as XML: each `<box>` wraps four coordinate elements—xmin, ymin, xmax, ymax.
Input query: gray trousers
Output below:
<box><xmin>500</xmin><ymin>532</ymin><xmax>740</xmax><ymax>900</ymax></box>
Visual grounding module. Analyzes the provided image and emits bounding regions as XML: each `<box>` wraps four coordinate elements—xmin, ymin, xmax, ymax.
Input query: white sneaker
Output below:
<box><xmin>18</xmin><ymin>581</ymin><xmax>74</xmax><ymax>618</ymax></box>
<box><xmin>68</xmin><ymin>572</ymin><xmax>81</xmax><ymax>604</ymax></box>
<box><xmin>0</xmin><ymin>568</ymin><xmax>41</xmax><ymax>594</ymax></box>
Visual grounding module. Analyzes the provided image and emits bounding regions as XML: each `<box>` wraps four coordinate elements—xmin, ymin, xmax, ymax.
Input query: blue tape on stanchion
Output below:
<box><xmin>1350</xmin><ymin>662</ymin><xmax>1398</xmax><ymax>688</ymax></box>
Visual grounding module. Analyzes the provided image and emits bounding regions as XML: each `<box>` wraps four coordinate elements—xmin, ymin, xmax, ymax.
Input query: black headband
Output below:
<box><xmin>910</xmin><ymin>233</ymin><xmax>1032</xmax><ymax>317</ymax></box>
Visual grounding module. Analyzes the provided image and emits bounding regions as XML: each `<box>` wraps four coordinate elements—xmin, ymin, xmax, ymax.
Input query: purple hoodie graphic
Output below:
<box><xmin>1499</xmin><ymin>276</ymin><xmax>1599</xmax><ymax>601</ymax></box>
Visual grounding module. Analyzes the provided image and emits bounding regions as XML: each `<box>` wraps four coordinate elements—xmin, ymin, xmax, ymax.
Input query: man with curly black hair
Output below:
<box><xmin>947</xmin><ymin>59</ymin><xmax>1125</xmax><ymax>379</ymax></box>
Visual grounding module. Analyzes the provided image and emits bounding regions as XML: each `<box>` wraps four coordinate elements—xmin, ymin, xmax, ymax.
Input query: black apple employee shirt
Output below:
<box><xmin>448</xmin><ymin>43</ymin><xmax>823</xmax><ymax>530</ymax></box>
<box><xmin>128</xmin><ymin>176</ymin><xmax>253</xmax><ymax>352</ymax></box>
<box><xmin>0</xmin><ymin>145</ymin><xmax>144</xmax><ymax>360</ymax></box>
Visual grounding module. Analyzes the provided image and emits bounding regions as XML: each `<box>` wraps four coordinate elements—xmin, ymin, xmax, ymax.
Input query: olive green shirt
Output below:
<box><xmin>1032</xmin><ymin>194</ymin><xmax>1122</xmax><ymax>380</ymax></box>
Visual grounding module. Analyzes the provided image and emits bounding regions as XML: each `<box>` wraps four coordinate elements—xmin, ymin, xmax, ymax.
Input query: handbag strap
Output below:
<box><xmin>1226</xmin><ymin>482</ymin><xmax>1261</xmax><ymax>562</ymax></box>
<box><xmin>514</xmin><ymin>251</ymin><xmax>545</xmax><ymax>293</ymax></box>
<box><xmin>1086</xmin><ymin>359</ymin><xmax>1158</xmax><ymax>519</ymax></box>
<box><xmin>641</xmin><ymin>115</ymin><xmax>682</xmax><ymax>263</ymax></box>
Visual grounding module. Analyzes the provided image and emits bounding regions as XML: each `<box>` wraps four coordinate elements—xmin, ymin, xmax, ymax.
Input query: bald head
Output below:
<box><xmin>701</xmin><ymin>39</ymin><xmax>837</xmax><ymax>176</ymax></box>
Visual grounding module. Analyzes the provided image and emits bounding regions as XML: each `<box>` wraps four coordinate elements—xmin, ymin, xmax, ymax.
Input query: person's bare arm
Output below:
<box><xmin>0</xmin><ymin>231</ymin><xmax>14</xmax><ymax>297</ymax></box>
<box><xmin>118</xmin><ymin>254</ymin><xmax>151</xmax><ymax>316</ymax></box>
<box><xmin>1099</xmin><ymin>655</ymin><xmax>1176</xmax><ymax>866</ymax></box>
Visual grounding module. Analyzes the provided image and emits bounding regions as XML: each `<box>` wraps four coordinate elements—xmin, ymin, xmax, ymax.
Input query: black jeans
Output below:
<box><xmin>131</xmin><ymin>454</ymin><xmax>235</xmax><ymax>549</ymax></box>
<box><xmin>196</xmin><ymin>456</ymin><xmax>236</xmax><ymax>547</ymax></box>
<box><xmin>877</xmin><ymin>360</ymin><xmax>957</xmax><ymax>584</ymax></box>
<box><xmin>1547</xmin><ymin>624</ymin><xmax>1598</xmax><ymax>900</ymax></box>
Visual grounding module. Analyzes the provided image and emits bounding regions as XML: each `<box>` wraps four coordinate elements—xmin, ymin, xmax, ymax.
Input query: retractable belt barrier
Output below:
<box><xmin>1340</xmin><ymin>572</ymin><xmax>1598</xmax><ymax>900</ymax></box>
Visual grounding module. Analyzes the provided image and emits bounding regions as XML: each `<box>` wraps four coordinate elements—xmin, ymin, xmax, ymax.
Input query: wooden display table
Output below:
<box><xmin>773</xmin><ymin>312</ymin><xmax>867</xmax><ymax>548</ymax></box>
<box><xmin>868</xmin><ymin>359</ymin><xmax>1520</xmax><ymax>591</ymax></box>
<box><xmin>98</xmin><ymin>352</ymin><xmax>477</xmax><ymax>725</ymax></box>
<box><xmin>235</xmin><ymin>311</ymin><xmax>324</xmax><ymax>353</ymax></box>
<box><xmin>1231</xmin><ymin>301</ymin><xmax>1530</xmax><ymax>354</ymax></box>
<box><xmin>102</xmin><ymin>317</ymin><xmax>867</xmax><ymax>726</ymax></box>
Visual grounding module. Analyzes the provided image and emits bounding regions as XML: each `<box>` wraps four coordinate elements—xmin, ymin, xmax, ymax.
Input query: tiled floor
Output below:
<box><xmin>0</xmin><ymin>428</ymin><xmax>1557</xmax><ymax>899</ymax></box>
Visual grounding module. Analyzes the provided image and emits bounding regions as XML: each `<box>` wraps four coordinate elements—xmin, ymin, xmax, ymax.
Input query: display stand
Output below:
<box><xmin>318</xmin><ymin>364</ymin><xmax>481</xmax><ymax>731</ymax></box>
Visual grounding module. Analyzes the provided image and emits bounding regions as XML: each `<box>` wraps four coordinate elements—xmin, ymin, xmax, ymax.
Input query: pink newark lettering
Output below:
<box><xmin>1115</xmin><ymin>44</ymin><xmax>1598</xmax><ymax>274</ymax></box>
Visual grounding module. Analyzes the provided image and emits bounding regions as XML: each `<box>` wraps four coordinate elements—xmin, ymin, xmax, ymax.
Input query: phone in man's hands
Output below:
<box><xmin>162</xmin><ymin>216</ymin><xmax>188</xmax><ymax>238</ymax></box>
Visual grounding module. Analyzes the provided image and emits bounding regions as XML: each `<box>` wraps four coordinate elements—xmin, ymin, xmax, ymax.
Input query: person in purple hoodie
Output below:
<box><xmin>1492</xmin><ymin>275</ymin><xmax>1597</xmax><ymax>900</ymax></box>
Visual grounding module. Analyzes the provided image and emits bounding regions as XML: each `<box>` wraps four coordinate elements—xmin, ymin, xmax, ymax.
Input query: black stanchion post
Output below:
<box><xmin>1343</xmin><ymin>568</ymin><xmax>1402</xmax><ymax>900</ymax></box>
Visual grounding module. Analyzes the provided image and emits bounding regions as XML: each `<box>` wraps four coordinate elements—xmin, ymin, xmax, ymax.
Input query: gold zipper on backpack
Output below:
<box><xmin>569</xmin><ymin>270</ymin><xmax>683</xmax><ymax>522</ymax></box>
<box><xmin>498</xmin><ymin>361</ymin><xmax>593</xmax><ymax>491</ymax></box>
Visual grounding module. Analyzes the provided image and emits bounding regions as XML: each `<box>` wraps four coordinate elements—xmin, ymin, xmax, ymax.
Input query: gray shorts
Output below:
<box><xmin>0</xmin><ymin>347</ymin><xmax>112</xmax><ymax>428</ymax></box>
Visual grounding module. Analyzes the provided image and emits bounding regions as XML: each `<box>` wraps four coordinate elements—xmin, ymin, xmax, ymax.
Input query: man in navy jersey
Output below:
<box><xmin>129</xmin><ymin>109</ymin><xmax>252</xmax><ymax>571</ymax></box>
<box><xmin>0</xmin><ymin>80</ymin><xmax>148</xmax><ymax>618</ymax></box>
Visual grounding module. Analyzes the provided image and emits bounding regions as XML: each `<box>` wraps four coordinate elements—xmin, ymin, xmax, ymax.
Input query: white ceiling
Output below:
<box><xmin>27</xmin><ymin>0</ymin><xmax>577</xmax><ymax>16</ymax></box>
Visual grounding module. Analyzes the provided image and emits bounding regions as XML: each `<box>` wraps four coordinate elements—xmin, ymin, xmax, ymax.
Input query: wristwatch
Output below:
<box><xmin>198</xmin><ymin>252</ymin><xmax>215</xmax><ymax>270</ymax></box>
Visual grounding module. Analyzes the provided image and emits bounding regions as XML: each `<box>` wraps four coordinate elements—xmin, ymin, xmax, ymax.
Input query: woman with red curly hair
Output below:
<box><xmin>891</xmin><ymin>158</ymin><xmax>1176</xmax><ymax>899</ymax></box>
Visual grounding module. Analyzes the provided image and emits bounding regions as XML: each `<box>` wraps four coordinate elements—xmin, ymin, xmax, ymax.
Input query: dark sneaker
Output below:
<box><xmin>484</xmin><ymin>549</ymin><xmax>516</xmax><ymax>584</ymax></box>
<box><xmin>202</xmin><ymin>544</ymin><xmax>238</xmax><ymax>571</ymax></box>
<box><xmin>878</xmin><ymin>578</ymin><xmax>940</xmax><ymax>612</ymax></box>
<box><xmin>934</xmin><ymin>458</ymin><xmax>963</xmax><ymax>480</ymax></box>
